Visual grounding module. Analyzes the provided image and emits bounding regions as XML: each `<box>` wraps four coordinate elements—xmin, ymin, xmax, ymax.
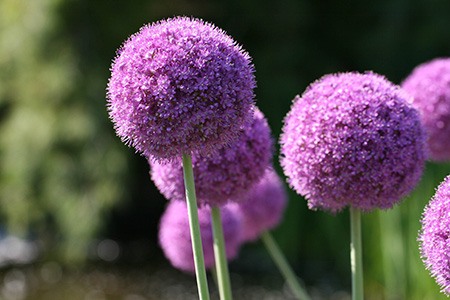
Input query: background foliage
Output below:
<box><xmin>1</xmin><ymin>0</ymin><xmax>450</xmax><ymax>299</ymax></box>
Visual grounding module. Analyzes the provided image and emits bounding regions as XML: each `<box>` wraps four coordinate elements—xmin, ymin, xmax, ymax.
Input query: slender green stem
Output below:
<box><xmin>210</xmin><ymin>265</ymin><xmax>219</xmax><ymax>290</ymax></box>
<box><xmin>182</xmin><ymin>153</ymin><xmax>210</xmax><ymax>300</ymax></box>
<box><xmin>350</xmin><ymin>207</ymin><xmax>364</xmax><ymax>300</ymax></box>
<box><xmin>211</xmin><ymin>206</ymin><xmax>233</xmax><ymax>300</ymax></box>
<box><xmin>260</xmin><ymin>231</ymin><xmax>311</xmax><ymax>300</ymax></box>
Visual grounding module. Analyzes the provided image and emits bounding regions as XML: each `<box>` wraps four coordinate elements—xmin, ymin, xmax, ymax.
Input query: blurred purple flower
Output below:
<box><xmin>158</xmin><ymin>201</ymin><xmax>242</xmax><ymax>273</ymax></box>
<box><xmin>401</xmin><ymin>58</ymin><xmax>450</xmax><ymax>161</ymax></box>
<box><xmin>150</xmin><ymin>107</ymin><xmax>274</xmax><ymax>206</ymax></box>
<box><xmin>231</xmin><ymin>169</ymin><xmax>288</xmax><ymax>242</ymax></box>
<box><xmin>107</xmin><ymin>17</ymin><xmax>255</xmax><ymax>160</ymax></box>
<box><xmin>280</xmin><ymin>72</ymin><xmax>426</xmax><ymax>213</ymax></box>
<box><xmin>419</xmin><ymin>175</ymin><xmax>450</xmax><ymax>295</ymax></box>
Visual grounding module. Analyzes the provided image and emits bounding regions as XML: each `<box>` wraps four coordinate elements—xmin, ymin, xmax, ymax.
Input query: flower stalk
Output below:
<box><xmin>211</xmin><ymin>206</ymin><xmax>233</xmax><ymax>300</ymax></box>
<box><xmin>350</xmin><ymin>207</ymin><xmax>364</xmax><ymax>300</ymax></box>
<box><xmin>182</xmin><ymin>153</ymin><xmax>210</xmax><ymax>300</ymax></box>
<box><xmin>261</xmin><ymin>231</ymin><xmax>311</xmax><ymax>300</ymax></box>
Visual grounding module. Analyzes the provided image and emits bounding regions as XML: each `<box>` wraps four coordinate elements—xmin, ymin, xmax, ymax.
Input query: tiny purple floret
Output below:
<box><xmin>107</xmin><ymin>17</ymin><xmax>255</xmax><ymax>160</ymax></box>
<box><xmin>158</xmin><ymin>200</ymin><xmax>242</xmax><ymax>273</ymax></box>
<box><xmin>419</xmin><ymin>175</ymin><xmax>450</xmax><ymax>295</ymax></box>
<box><xmin>280</xmin><ymin>72</ymin><xmax>426</xmax><ymax>213</ymax></box>
<box><xmin>231</xmin><ymin>169</ymin><xmax>288</xmax><ymax>241</ymax></box>
<box><xmin>401</xmin><ymin>58</ymin><xmax>450</xmax><ymax>161</ymax></box>
<box><xmin>150</xmin><ymin>107</ymin><xmax>274</xmax><ymax>206</ymax></box>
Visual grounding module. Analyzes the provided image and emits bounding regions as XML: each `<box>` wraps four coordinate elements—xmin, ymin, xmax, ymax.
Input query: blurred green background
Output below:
<box><xmin>1</xmin><ymin>0</ymin><xmax>450</xmax><ymax>299</ymax></box>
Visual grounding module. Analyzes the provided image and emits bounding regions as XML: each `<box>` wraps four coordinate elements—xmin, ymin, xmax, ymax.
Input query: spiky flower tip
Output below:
<box><xmin>419</xmin><ymin>175</ymin><xmax>450</xmax><ymax>295</ymax></box>
<box><xmin>150</xmin><ymin>107</ymin><xmax>274</xmax><ymax>206</ymax></box>
<box><xmin>158</xmin><ymin>200</ymin><xmax>242</xmax><ymax>273</ymax></box>
<box><xmin>401</xmin><ymin>58</ymin><xmax>450</xmax><ymax>161</ymax></box>
<box><xmin>231</xmin><ymin>169</ymin><xmax>288</xmax><ymax>242</ymax></box>
<box><xmin>280</xmin><ymin>72</ymin><xmax>426</xmax><ymax>213</ymax></box>
<box><xmin>107</xmin><ymin>16</ymin><xmax>255</xmax><ymax>161</ymax></box>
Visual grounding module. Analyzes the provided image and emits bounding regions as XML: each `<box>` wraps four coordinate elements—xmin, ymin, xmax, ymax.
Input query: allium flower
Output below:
<box><xmin>107</xmin><ymin>17</ymin><xmax>255</xmax><ymax>160</ymax></box>
<box><xmin>419</xmin><ymin>175</ymin><xmax>450</xmax><ymax>295</ymax></box>
<box><xmin>280</xmin><ymin>72</ymin><xmax>426</xmax><ymax>213</ymax></box>
<box><xmin>150</xmin><ymin>107</ymin><xmax>274</xmax><ymax>206</ymax></box>
<box><xmin>401</xmin><ymin>58</ymin><xmax>450</xmax><ymax>161</ymax></box>
<box><xmin>231</xmin><ymin>169</ymin><xmax>288</xmax><ymax>241</ymax></box>
<box><xmin>158</xmin><ymin>201</ymin><xmax>242</xmax><ymax>273</ymax></box>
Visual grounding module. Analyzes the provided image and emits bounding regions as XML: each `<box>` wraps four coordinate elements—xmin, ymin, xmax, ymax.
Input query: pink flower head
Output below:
<box><xmin>158</xmin><ymin>201</ymin><xmax>242</xmax><ymax>273</ymax></box>
<box><xmin>419</xmin><ymin>175</ymin><xmax>450</xmax><ymax>295</ymax></box>
<box><xmin>107</xmin><ymin>17</ymin><xmax>255</xmax><ymax>161</ymax></box>
<box><xmin>280</xmin><ymin>72</ymin><xmax>426</xmax><ymax>213</ymax></box>
<box><xmin>401</xmin><ymin>58</ymin><xmax>450</xmax><ymax>161</ymax></box>
<box><xmin>232</xmin><ymin>169</ymin><xmax>288</xmax><ymax>241</ymax></box>
<box><xmin>150</xmin><ymin>107</ymin><xmax>274</xmax><ymax>206</ymax></box>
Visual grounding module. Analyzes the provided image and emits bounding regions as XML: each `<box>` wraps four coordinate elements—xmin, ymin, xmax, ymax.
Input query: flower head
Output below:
<box><xmin>419</xmin><ymin>175</ymin><xmax>450</xmax><ymax>295</ymax></box>
<box><xmin>150</xmin><ymin>107</ymin><xmax>274</xmax><ymax>206</ymax></box>
<box><xmin>280</xmin><ymin>72</ymin><xmax>426</xmax><ymax>213</ymax></box>
<box><xmin>231</xmin><ymin>169</ymin><xmax>288</xmax><ymax>241</ymax></box>
<box><xmin>401</xmin><ymin>58</ymin><xmax>450</xmax><ymax>161</ymax></box>
<box><xmin>107</xmin><ymin>17</ymin><xmax>255</xmax><ymax>160</ymax></box>
<box><xmin>158</xmin><ymin>200</ymin><xmax>242</xmax><ymax>273</ymax></box>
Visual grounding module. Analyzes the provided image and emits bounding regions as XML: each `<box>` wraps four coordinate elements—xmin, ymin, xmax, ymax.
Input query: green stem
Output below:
<box><xmin>350</xmin><ymin>207</ymin><xmax>364</xmax><ymax>300</ymax></box>
<box><xmin>211</xmin><ymin>206</ymin><xmax>233</xmax><ymax>300</ymax></box>
<box><xmin>210</xmin><ymin>265</ymin><xmax>219</xmax><ymax>290</ymax></box>
<box><xmin>182</xmin><ymin>153</ymin><xmax>211</xmax><ymax>300</ymax></box>
<box><xmin>261</xmin><ymin>231</ymin><xmax>311</xmax><ymax>300</ymax></box>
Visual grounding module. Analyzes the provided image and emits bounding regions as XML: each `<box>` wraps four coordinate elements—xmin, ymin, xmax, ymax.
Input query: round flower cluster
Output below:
<box><xmin>232</xmin><ymin>169</ymin><xmax>288</xmax><ymax>241</ymax></box>
<box><xmin>419</xmin><ymin>175</ymin><xmax>450</xmax><ymax>295</ymax></box>
<box><xmin>107</xmin><ymin>17</ymin><xmax>255</xmax><ymax>160</ymax></box>
<box><xmin>280</xmin><ymin>72</ymin><xmax>426</xmax><ymax>213</ymax></box>
<box><xmin>401</xmin><ymin>58</ymin><xmax>450</xmax><ymax>161</ymax></box>
<box><xmin>150</xmin><ymin>108</ymin><xmax>274</xmax><ymax>206</ymax></box>
<box><xmin>158</xmin><ymin>201</ymin><xmax>242</xmax><ymax>273</ymax></box>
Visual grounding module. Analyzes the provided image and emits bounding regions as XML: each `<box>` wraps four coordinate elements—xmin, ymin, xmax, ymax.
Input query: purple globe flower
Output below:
<box><xmin>158</xmin><ymin>200</ymin><xmax>242</xmax><ymax>273</ymax></box>
<box><xmin>107</xmin><ymin>17</ymin><xmax>255</xmax><ymax>160</ymax></box>
<box><xmin>419</xmin><ymin>175</ymin><xmax>450</xmax><ymax>295</ymax></box>
<box><xmin>401</xmin><ymin>58</ymin><xmax>450</xmax><ymax>161</ymax></box>
<box><xmin>280</xmin><ymin>72</ymin><xmax>426</xmax><ymax>213</ymax></box>
<box><xmin>231</xmin><ymin>169</ymin><xmax>288</xmax><ymax>241</ymax></box>
<box><xmin>150</xmin><ymin>107</ymin><xmax>274</xmax><ymax>206</ymax></box>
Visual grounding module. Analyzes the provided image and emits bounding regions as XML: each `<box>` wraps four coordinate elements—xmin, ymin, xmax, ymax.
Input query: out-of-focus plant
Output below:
<box><xmin>0</xmin><ymin>0</ymin><xmax>126</xmax><ymax>262</ymax></box>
